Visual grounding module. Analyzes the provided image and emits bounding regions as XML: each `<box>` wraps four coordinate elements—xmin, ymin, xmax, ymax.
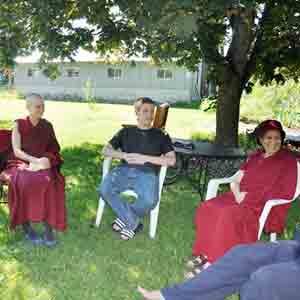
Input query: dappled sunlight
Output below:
<box><xmin>1</xmin><ymin>99</ymin><xmax>299</xmax><ymax>300</ymax></box>
<box><xmin>127</xmin><ymin>265</ymin><xmax>143</xmax><ymax>280</ymax></box>
<box><xmin>0</xmin><ymin>261</ymin><xmax>53</xmax><ymax>300</ymax></box>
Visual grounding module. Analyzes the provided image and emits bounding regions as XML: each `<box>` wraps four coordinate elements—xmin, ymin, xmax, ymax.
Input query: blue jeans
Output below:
<box><xmin>99</xmin><ymin>165</ymin><xmax>159</xmax><ymax>230</ymax></box>
<box><xmin>162</xmin><ymin>240</ymin><xmax>300</xmax><ymax>300</ymax></box>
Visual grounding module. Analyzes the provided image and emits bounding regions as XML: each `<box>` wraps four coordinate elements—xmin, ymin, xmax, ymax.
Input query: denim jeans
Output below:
<box><xmin>99</xmin><ymin>165</ymin><xmax>159</xmax><ymax>230</ymax></box>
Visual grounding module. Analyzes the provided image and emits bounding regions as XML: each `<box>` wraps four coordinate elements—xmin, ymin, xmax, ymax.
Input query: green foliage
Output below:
<box><xmin>191</xmin><ymin>130</ymin><xmax>258</xmax><ymax>152</ymax></box>
<box><xmin>0</xmin><ymin>2</ymin><xmax>31</xmax><ymax>69</ymax></box>
<box><xmin>199</xmin><ymin>96</ymin><xmax>217</xmax><ymax>112</ymax></box>
<box><xmin>240</xmin><ymin>81</ymin><xmax>300</xmax><ymax>128</ymax></box>
<box><xmin>191</xmin><ymin>131</ymin><xmax>215</xmax><ymax>142</ymax></box>
<box><xmin>171</xmin><ymin>100</ymin><xmax>201</xmax><ymax>110</ymax></box>
<box><xmin>271</xmin><ymin>81</ymin><xmax>300</xmax><ymax>128</ymax></box>
<box><xmin>41</xmin><ymin>64</ymin><xmax>61</xmax><ymax>81</ymax></box>
<box><xmin>0</xmin><ymin>119</ymin><xmax>13</xmax><ymax>129</ymax></box>
<box><xmin>83</xmin><ymin>79</ymin><xmax>98</xmax><ymax>111</ymax></box>
<box><xmin>0</xmin><ymin>1</ymin><xmax>299</xmax><ymax>84</ymax></box>
<box><xmin>1</xmin><ymin>1</ymin><xmax>300</xmax><ymax>145</ymax></box>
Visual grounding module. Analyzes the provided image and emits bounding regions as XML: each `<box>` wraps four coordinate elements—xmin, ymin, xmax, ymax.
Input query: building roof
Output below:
<box><xmin>16</xmin><ymin>49</ymin><xmax>151</xmax><ymax>64</ymax></box>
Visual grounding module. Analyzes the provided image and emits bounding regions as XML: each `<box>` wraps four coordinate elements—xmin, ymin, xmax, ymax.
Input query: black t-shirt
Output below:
<box><xmin>109</xmin><ymin>126</ymin><xmax>174</xmax><ymax>173</ymax></box>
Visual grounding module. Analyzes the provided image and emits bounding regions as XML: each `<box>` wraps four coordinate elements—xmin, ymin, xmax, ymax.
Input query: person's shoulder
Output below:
<box><xmin>15</xmin><ymin>117</ymin><xmax>27</xmax><ymax>125</ymax></box>
<box><xmin>150</xmin><ymin>128</ymin><xmax>170</xmax><ymax>137</ymax></box>
<box><xmin>40</xmin><ymin>118</ymin><xmax>54</xmax><ymax>129</ymax></box>
<box><xmin>41</xmin><ymin>118</ymin><xmax>52</xmax><ymax>126</ymax></box>
<box><xmin>246</xmin><ymin>149</ymin><xmax>262</xmax><ymax>160</ymax></box>
<box><xmin>279</xmin><ymin>148</ymin><xmax>298</xmax><ymax>162</ymax></box>
<box><xmin>14</xmin><ymin>118</ymin><xmax>28</xmax><ymax>131</ymax></box>
<box><xmin>119</xmin><ymin>125</ymin><xmax>135</xmax><ymax>135</ymax></box>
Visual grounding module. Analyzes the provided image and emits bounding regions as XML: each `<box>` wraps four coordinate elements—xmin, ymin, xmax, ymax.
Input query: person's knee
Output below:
<box><xmin>240</xmin><ymin>266</ymin><xmax>273</xmax><ymax>300</ymax></box>
<box><xmin>143</xmin><ymin>193</ymin><xmax>158</xmax><ymax>210</ymax></box>
<box><xmin>229</xmin><ymin>244</ymin><xmax>251</xmax><ymax>255</ymax></box>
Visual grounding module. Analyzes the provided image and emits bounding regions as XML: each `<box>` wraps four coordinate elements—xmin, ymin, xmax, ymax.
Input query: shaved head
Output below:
<box><xmin>26</xmin><ymin>93</ymin><xmax>43</xmax><ymax>106</ymax></box>
<box><xmin>25</xmin><ymin>93</ymin><xmax>45</xmax><ymax>119</ymax></box>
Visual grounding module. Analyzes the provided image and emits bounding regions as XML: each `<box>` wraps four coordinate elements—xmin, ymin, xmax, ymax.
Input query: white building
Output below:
<box><xmin>14</xmin><ymin>54</ymin><xmax>203</xmax><ymax>103</ymax></box>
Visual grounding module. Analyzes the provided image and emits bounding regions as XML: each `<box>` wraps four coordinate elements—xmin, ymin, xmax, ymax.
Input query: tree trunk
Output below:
<box><xmin>7</xmin><ymin>69</ymin><xmax>13</xmax><ymax>89</ymax></box>
<box><xmin>214</xmin><ymin>7</ymin><xmax>256</xmax><ymax>146</ymax></box>
<box><xmin>216</xmin><ymin>67</ymin><xmax>243</xmax><ymax>146</ymax></box>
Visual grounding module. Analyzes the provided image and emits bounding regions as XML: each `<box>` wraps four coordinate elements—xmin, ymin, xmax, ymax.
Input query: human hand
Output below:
<box><xmin>235</xmin><ymin>191</ymin><xmax>247</xmax><ymax>204</ymax></box>
<box><xmin>124</xmin><ymin>153</ymin><xmax>147</xmax><ymax>165</ymax></box>
<box><xmin>27</xmin><ymin>162</ymin><xmax>43</xmax><ymax>172</ymax></box>
<box><xmin>29</xmin><ymin>157</ymin><xmax>51</xmax><ymax>171</ymax></box>
<box><xmin>38</xmin><ymin>157</ymin><xmax>51</xmax><ymax>169</ymax></box>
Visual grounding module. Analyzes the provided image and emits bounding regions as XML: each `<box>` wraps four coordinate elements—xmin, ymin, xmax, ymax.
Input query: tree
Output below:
<box><xmin>1</xmin><ymin>0</ymin><xmax>300</xmax><ymax>145</ymax></box>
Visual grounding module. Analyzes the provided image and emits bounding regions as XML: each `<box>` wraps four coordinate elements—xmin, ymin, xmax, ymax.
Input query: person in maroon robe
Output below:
<box><xmin>0</xmin><ymin>94</ymin><xmax>66</xmax><ymax>246</ymax></box>
<box><xmin>185</xmin><ymin>120</ymin><xmax>298</xmax><ymax>278</ymax></box>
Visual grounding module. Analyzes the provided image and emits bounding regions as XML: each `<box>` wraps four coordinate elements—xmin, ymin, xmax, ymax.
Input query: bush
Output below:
<box><xmin>240</xmin><ymin>81</ymin><xmax>300</xmax><ymax>128</ymax></box>
<box><xmin>199</xmin><ymin>96</ymin><xmax>217</xmax><ymax>112</ymax></box>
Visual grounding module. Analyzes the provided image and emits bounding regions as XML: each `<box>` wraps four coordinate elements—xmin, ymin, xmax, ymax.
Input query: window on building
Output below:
<box><xmin>66</xmin><ymin>68</ymin><xmax>80</xmax><ymax>78</ymax></box>
<box><xmin>157</xmin><ymin>69</ymin><xmax>173</xmax><ymax>80</ymax></box>
<box><xmin>107</xmin><ymin>68</ymin><xmax>122</xmax><ymax>80</ymax></box>
<box><xmin>27</xmin><ymin>68</ymin><xmax>39</xmax><ymax>78</ymax></box>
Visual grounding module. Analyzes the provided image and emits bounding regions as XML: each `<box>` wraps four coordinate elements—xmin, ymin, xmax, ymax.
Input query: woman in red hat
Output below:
<box><xmin>185</xmin><ymin>120</ymin><xmax>298</xmax><ymax>278</ymax></box>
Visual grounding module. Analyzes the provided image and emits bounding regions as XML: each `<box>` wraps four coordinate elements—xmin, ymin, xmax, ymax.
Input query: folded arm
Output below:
<box><xmin>11</xmin><ymin>122</ymin><xmax>50</xmax><ymax>170</ymax></box>
<box><xmin>230</xmin><ymin>170</ymin><xmax>247</xmax><ymax>203</ymax></box>
<box><xmin>102</xmin><ymin>143</ymin><xmax>176</xmax><ymax>167</ymax></box>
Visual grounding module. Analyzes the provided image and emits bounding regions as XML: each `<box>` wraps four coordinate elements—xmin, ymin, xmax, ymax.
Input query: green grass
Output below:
<box><xmin>0</xmin><ymin>98</ymin><xmax>299</xmax><ymax>300</ymax></box>
<box><xmin>0</xmin><ymin>99</ymin><xmax>215</xmax><ymax>146</ymax></box>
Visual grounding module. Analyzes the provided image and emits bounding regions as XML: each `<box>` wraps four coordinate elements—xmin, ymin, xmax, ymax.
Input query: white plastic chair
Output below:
<box><xmin>95</xmin><ymin>157</ymin><xmax>167</xmax><ymax>239</ymax></box>
<box><xmin>205</xmin><ymin>161</ymin><xmax>300</xmax><ymax>242</ymax></box>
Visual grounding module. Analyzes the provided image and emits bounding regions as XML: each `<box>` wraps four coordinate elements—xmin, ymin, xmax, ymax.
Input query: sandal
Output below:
<box><xmin>120</xmin><ymin>223</ymin><xmax>144</xmax><ymax>240</ymax></box>
<box><xmin>184</xmin><ymin>262</ymin><xmax>211</xmax><ymax>280</ymax></box>
<box><xmin>186</xmin><ymin>254</ymin><xmax>208</xmax><ymax>269</ymax></box>
<box><xmin>112</xmin><ymin>218</ymin><xmax>126</xmax><ymax>233</ymax></box>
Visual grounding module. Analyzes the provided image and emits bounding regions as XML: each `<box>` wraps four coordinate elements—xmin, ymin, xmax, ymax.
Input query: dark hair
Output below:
<box><xmin>254</xmin><ymin>119</ymin><xmax>286</xmax><ymax>145</ymax></box>
<box><xmin>135</xmin><ymin>97</ymin><xmax>155</xmax><ymax>106</ymax></box>
<box><xmin>134</xmin><ymin>97</ymin><xmax>156</xmax><ymax>112</ymax></box>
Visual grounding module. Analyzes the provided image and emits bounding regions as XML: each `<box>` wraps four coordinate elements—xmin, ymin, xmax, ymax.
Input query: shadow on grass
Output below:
<box><xmin>0</xmin><ymin>142</ymin><xmax>298</xmax><ymax>300</ymax></box>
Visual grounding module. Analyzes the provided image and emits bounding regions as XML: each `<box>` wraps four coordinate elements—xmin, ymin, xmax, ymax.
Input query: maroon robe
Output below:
<box><xmin>192</xmin><ymin>149</ymin><xmax>297</xmax><ymax>263</ymax></box>
<box><xmin>0</xmin><ymin>117</ymin><xmax>66</xmax><ymax>231</ymax></box>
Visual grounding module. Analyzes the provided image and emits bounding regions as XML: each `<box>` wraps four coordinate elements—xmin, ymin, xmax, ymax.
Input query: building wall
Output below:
<box><xmin>14</xmin><ymin>62</ymin><xmax>197</xmax><ymax>103</ymax></box>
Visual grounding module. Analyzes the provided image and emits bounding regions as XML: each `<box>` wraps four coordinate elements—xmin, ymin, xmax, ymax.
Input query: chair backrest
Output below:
<box><xmin>293</xmin><ymin>161</ymin><xmax>300</xmax><ymax>199</ymax></box>
<box><xmin>0</xmin><ymin>129</ymin><xmax>12</xmax><ymax>174</ymax></box>
<box><xmin>122</xmin><ymin>102</ymin><xmax>170</xmax><ymax>130</ymax></box>
<box><xmin>0</xmin><ymin>129</ymin><xmax>12</xmax><ymax>153</ymax></box>
<box><xmin>152</xmin><ymin>103</ymin><xmax>169</xmax><ymax>130</ymax></box>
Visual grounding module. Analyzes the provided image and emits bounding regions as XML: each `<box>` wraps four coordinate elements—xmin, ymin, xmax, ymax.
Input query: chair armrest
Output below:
<box><xmin>205</xmin><ymin>172</ymin><xmax>240</xmax><ymax>201</ymax></box>
<box><xmin>158</xmin><ymin>166</ymin><xmax>167</xmax><ymax>195</ymax></box>
<box><xmin>102</xmin><ymin>157</ymin><xmax>112</xmax><ymax>181</ymax></box>
<box><xmin>258</xmin><ymin>198</ymin><xmax>295</xmax><ymax>239</ymax></box>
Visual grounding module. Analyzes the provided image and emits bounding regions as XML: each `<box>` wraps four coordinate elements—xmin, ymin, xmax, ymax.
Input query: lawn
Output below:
<box><xmin>0</xmin><ymin>98</ymin><xmax>298</xmax><ymax>300</ymax></box>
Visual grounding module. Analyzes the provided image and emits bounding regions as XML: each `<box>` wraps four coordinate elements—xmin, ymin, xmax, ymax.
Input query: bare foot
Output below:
<box><xmin>137</xmin><ymin>286</ymin><xmax>163</xmax><ymax>300</ymax></box>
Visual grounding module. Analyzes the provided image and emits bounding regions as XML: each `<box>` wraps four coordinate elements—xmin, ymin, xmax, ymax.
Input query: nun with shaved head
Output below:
<box><xmin>1</xmin><ymin>93</ymin><xmax>66</xmax><ymax>246</ymax></box>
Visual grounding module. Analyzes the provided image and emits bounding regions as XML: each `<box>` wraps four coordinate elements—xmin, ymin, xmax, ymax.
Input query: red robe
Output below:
<box><xmin>0</xmin><ymin>117</ymin><xmax>66</xmax><ymax>231</ymax></box>
<box><xmin>192</xmin><ymin>149</ymin><xmax>297</xmax><ymax>263</ymax></box>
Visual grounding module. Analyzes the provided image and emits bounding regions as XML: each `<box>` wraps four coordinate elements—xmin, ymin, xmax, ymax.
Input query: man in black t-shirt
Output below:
<box><xmin>99</xmin><ymin>97</ymin><xmax>176</xmax><ymax>240</ymax></box>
